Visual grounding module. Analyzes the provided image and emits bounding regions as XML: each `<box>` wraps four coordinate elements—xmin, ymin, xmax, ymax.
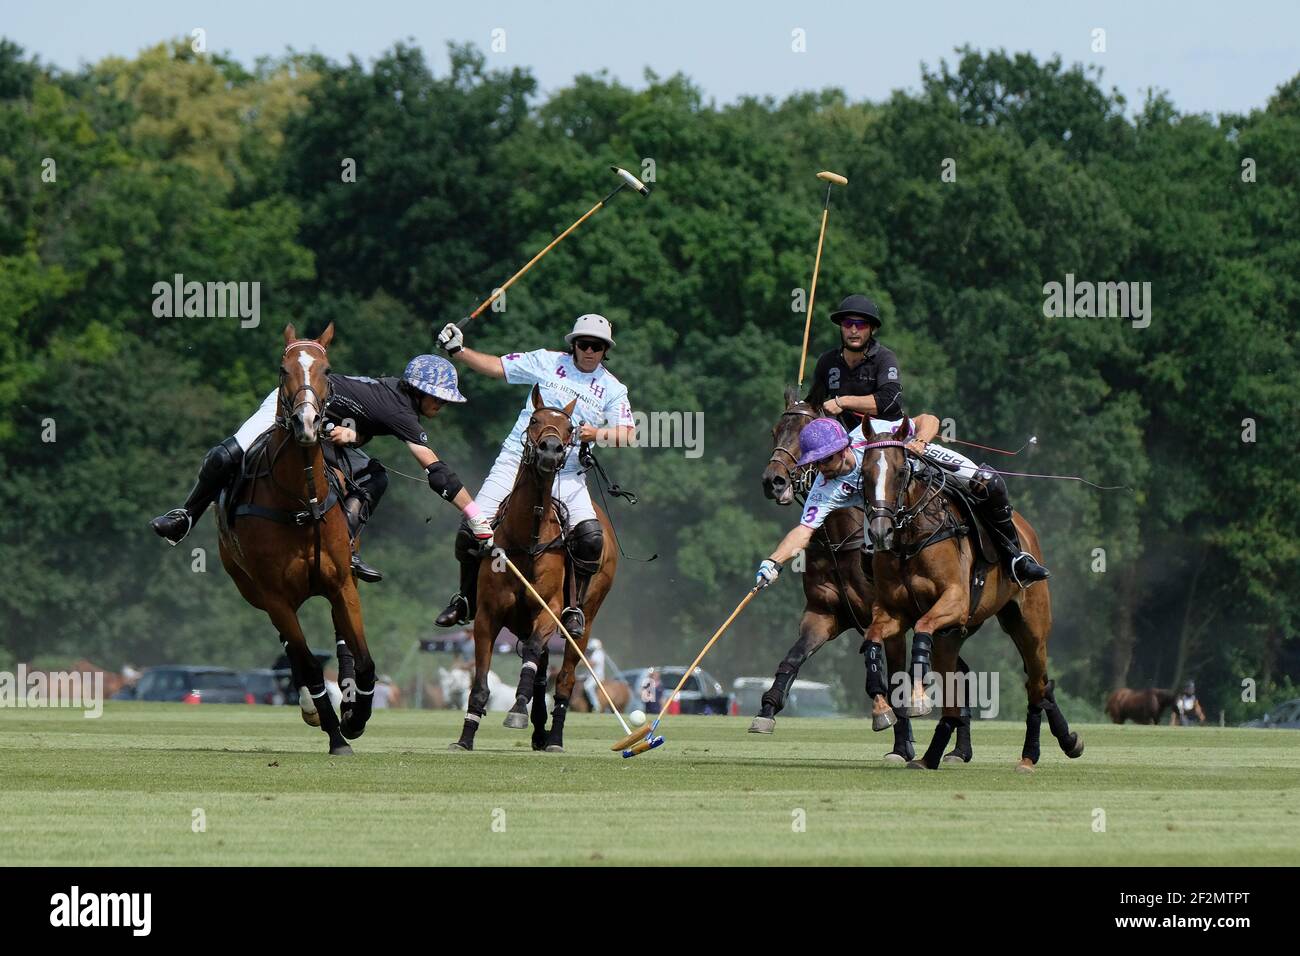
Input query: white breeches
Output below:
<box><xmin>475</xmin><ymin>446</ymin><xmax>597</xmax><ymax>526</ymax></box>
<box><xmin>234</xmin><ymin>389</ymin><xmax>279</xmax><ymax>451</ymax></box>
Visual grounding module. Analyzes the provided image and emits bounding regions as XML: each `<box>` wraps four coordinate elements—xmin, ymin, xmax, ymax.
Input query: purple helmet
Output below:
<box><xmin>796</xmin><ymin>418</ymin><xmax>850</xmax><ymax>466</ymax></box>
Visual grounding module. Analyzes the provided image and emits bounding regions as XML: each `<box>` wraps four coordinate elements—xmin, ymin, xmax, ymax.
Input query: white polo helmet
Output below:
<box><xmin>564</xmin><ymin>313</ymin><xmax>615</xmax><ymax>349</ymax></box>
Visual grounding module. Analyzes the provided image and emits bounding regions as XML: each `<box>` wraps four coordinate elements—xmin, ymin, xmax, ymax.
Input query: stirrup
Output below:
<box><xmin>1010</xmin><ymin>552</ymin><xmax>1048</xmax><ymax>587</ymax></box>
<box><xmin>561</xmin><ymin>606</ymin><xmax>586</xmax><ymax>639</ymax></box>
<box><xmin>153</xmin><ymin>509</ymin><xmax>193</xmax><ymax>547</ymax></box>
<box><xmin>435</xmin><ymin>593</ymin><xmax>471</xmax><ymax>628</ymax></box>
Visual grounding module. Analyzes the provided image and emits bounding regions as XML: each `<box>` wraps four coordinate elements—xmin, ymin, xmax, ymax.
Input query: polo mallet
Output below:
<box><xmin>498</xmin><ymin>552</ymin><xmax>636</xmax><ymax>740</ymax></box>
<box><xmin>613</xmin><ymin>587</ymin><xmax>760</xmax><ymax>757</ymax></box>
<box><xmin>796</xmin><ymin>170</ymin><xmax>849</xmax><ymax>389</ymax></box>
<box><xmin>457</xmin><ymin>166</ymin><xmax>651</xmax><ymax>329</ymax></box>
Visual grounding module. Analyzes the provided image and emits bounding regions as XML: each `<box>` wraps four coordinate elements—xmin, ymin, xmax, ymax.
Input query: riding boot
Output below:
<box><xmin>343</xmin><ymin>496</ymin><xmax>383</xmax><ymax>583</ymax></box>
<box><xmin>435</xmin><ymin>522</ymin><xmax>480</xmax><ymax>627</ymax></box>
<box><xmin>972</xmin><ymin>466</ymin><xmax>1049</xmax><ymax>585</ymax></box>
<box><xmin>561</xmin><ymin>519</ymin><xmax>604</xmax><ymax>639</ymax></box>
<box><xmin>150</xmin><ymin>436</ymin><xmax>243</xmax><ymax>545</ymax></box>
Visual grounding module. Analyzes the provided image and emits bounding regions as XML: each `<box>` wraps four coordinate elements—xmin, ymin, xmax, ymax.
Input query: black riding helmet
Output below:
<box><xmin>829</xmin><ymin>294</ymin><xmax>882</xmax><ymax>330</ymax></box>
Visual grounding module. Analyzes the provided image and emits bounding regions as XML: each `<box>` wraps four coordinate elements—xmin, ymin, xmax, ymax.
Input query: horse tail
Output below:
<box><xmin>1105</xmin><ymin>689</ymin><xmax>1125</xmax><ymax>723</ymax></box>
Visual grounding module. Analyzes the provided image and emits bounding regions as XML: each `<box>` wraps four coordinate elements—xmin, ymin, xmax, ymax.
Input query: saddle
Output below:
<box><xmin>217</xmin><ymin>430</ymin><xmax>346</xmax><ymax>537</ymax></box>
<box><xmin>917</xmin><ymin>465</ymin><xmax>1000</xmax><ymax>625</ymax></box>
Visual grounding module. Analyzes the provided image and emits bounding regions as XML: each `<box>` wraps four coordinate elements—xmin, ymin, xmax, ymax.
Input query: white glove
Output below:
<box><xmin>438</xmin><ymin>322</ymin><xmax>464</xmax><ymax>354</ymax></box>
<box><xmin>467</xmin><ymin>512</ymin><xmax>494</xmax><ymax>549</ymax></box>
<box><xmin>755</xmin><ymin>559</ymin><xmax>781</xmax><ymax>590</ymax></box>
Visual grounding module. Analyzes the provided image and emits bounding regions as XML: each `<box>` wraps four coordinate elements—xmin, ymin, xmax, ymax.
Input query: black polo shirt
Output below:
<box><xmin>804</xmin><ymin>339</ymin><xmax>903</xmax><ymax>431</ymax></box>
<box><xmin>325</xmin><ymin>374</ymin><xmax>428</xmax><ymax>447</ymax></box>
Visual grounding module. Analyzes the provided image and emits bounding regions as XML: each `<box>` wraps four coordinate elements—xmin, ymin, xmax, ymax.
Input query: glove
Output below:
<box><xmin>438</xmin><ymin>322</ymin><xmax>464</xmax><ymax>355</ymax></box>
<box><xmin>467</xmin><ymin>512</ymin><xmax>494</xmax><ymax>550</ymax></box>
<box><xmin>578</xmin><ymin>442</ymin><xmax>594</xmax><ymax>470</ymax></box>
<box><xmin>755</xmin><ymin>559</ymin><xmax>781</xmax><ymax>590</ymax></box>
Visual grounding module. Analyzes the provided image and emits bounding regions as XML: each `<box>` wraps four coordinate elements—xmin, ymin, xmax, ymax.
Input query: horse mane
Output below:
<box><xmin>1152</xmin><ymin>688</ymin><xmax>1175</xmax><ymax>707</ymax></box>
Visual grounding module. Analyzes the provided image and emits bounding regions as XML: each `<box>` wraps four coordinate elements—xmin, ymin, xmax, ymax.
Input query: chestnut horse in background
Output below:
<box><xmin>859</xmin><ymin>422</ymin><xmax>1083</xmax><ymax>771</ymax></box>
<box><xmin>217</xmin><ymin>323</ymin><xmax>375</xmax><ymax>755</ymax></box>
<box><xmin>1106</xmin><ymin>687</ymin><xmax>1175</xmax><ymax>724</ymax></box>
<box><xmin>757</xmin><ymin>389</ymin><xmax>972</xmax><ymax>764</ymax></box>
<box><xmin>451</xmin><ymin>387</ymin><xmax>617</xmax><ymax>753</ymax></box>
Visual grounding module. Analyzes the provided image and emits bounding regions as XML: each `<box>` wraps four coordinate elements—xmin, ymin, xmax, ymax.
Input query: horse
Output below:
<box><xmin>450</xmin><ymin>386</ymin><xmax>617</xmax><ymax>752</ymax></box>
<box><xmin>566</xmin><ymin>673</ymin><xmax>631</xmax><ymax>713</ymax></box>
<box><xmin>1105</xmin><ymin>687</ymin><xmax>1174</xmax><ymax>724</ymax></box>
<box><xmin>216</xmin><ymin>323</ymin><xmax>375</xmax><ymax>755</ymax></box>
<box><xmin>859</xmin><ymin>420</ymin><xmax>1083</xmax><ymax>771</ymax></box>
<box><xmin>756</xmin><ymin>388</ymin><xmax>972</xmax><ymax>763</ymax></box>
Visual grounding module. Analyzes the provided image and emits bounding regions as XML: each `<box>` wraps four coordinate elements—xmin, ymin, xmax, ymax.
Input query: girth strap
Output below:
<box><xmin>233</xmin><ymin>489</ymin><xmax>341</xmax><ymax>527</ymax></box>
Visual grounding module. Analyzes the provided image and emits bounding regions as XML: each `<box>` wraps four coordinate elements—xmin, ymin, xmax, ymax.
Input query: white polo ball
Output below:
<box><xmin>629</xmin><ymin>709</ymin><xmax>646</xmax><ymax>726</ymax></box>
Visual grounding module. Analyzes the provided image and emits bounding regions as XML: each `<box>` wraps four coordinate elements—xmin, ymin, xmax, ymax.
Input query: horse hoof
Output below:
<box><xmin>448</xmin><ymin>742</ymin><xmax>471</xmax><ymax>752</ymax></box>
<box><xmin>301</xmin><ymin>710</ymin><xmax>321</xmax><ymax>728</ymax></box>
<box><xmin>748</xmin><ymin>716</ymin><xmax>775</xmax><ymax>734</ymax></box>
<box><xmin>904</xmin><ymin>759</ymin><xmax>930</xmax><ymax>770</ymax></box>
<box><xmin>872</xmin><ymin>710</ymin><xmax>897</xmax><ymax>731</ymax></box>
<box><xmin>329</xmin><ymin>743</ymin><xmax>354</xmax><ymax>757</ymax></box>
<box><xmin>502</xmin><ymin>711</ymin><xmax>529</xmax><ymax>730</ymax></box>
<box><xmin>1064</xmin><ymin>734</ymin><xmax>1085</xmax><ymax>759</ymax></box>
<box><xmin>882</xmin><ymin>752</ymin><xmax>907</xmax><ymax>764</ymax></box>
<box><xmin>544</xmin><ymin>744</ymin><xmax>565</xmax><ymax>753</ymax></box>
<box><xmin>943</xmin><ymin>751</ymin><xmax>971</xmax><ymax>764</ymax></box>
<box><xmin>904</xmin><ymin>704</ymin><xmax>932</xmax><ymax>719</ymax></box>
<box><xmin>1015</xmin><ymin>758</ymin><xmax>1036</xmax><ymax>774</ymax></box>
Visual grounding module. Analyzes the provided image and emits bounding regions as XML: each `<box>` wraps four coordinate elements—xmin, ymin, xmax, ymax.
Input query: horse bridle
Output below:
<box><xmin>860</xmin><ymin>438</ymin><xmax>953</xmax><ymax>557</ymax></box>
<box><xmin>276</xmin><ymin>340</ymin><xmax>332</xmax><ymax>434</ymax></box>
<box><xmin>769</xmin><ymin>404</ymin><xmax>818</xmax><ymax>496</ymax></box>
<box><xmin>520</xmin><ymin>413</ymin><xmax>575</xmax><ymax>471</ymax></box>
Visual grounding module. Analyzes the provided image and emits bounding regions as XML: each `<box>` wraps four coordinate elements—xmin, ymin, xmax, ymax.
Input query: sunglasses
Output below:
<box><xmin>840</xmin><ymin>318</ymin><xmax>872</xmax><ymax>330</ymax></box>
<box><xmin>574</xmin><ymin>338</ymin><xmax>607</xmax><ymax>353</ymax></box>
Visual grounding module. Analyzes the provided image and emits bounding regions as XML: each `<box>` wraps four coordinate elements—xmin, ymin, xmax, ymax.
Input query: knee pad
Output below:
<box><xmin>201</xmin><ymin>436</ymin><xmax>243</xmax><ymax>481</ymax></box>
<box><xmin>970</xmin><ymin>465</ymin><xmax>1008</xmax><ymax>506</ymax></box>
<box><xmin>353</xmin><ymin>461</ymin><xmax>389</xmax><ymax>511</ymax></box>
<box><xmin>453</xmin><ymin>521</ymin><xmax>478</xmax><ymax>562</ymax></box>
<box><xmin>570</xmin><ymin>518</ymin><xmax>604</xmax><ymax>565</ymax></box>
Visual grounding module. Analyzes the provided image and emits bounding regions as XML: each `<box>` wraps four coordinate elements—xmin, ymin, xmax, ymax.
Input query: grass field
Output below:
<box><xmin>2</xmin><ymin>703</ymin><xmax>1298</xmax><ymax>866</ymax></box>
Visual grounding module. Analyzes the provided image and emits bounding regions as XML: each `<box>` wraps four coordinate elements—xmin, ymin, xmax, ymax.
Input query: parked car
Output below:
<box><xmin>618</xmin><ymin>666</ymin><xmax>736</xmax><ymax>715</ymax></box>
<box><xmin>135</xmin><ymin>666</ymin><xmax>253</xmax><ymax>704</ymax></box>
<box><xmin>1241</xmin><ymin>698</ymin><xmax>1300</xmax><ymax>729</ymax></box>
<box><xmin>732</xmin><ymin>677</ymin><xmax>841</xmax><ymax>718</ymax></box>
<box><xmin>241</xmin><ymin>669</ymin><xmax>287</xmax><ymax>706</ymax></box>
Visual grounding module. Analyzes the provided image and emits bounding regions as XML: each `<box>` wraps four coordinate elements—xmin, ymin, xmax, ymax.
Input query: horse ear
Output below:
<box><xmin>531</xmin><ymin>384</ymin><xmax>543</xmax><ymax>410</ymax></box>
<box><xmin>562</xmin><ymin>397</ymin><xmax>578</xmax><ymax>418</ymax></box>
<box><xmin>783</xmin><ymin>385</ymin><xmax>799</xmax><ymax>409</ymax></box>
<box><xmin>283</xmin><ymin>323</ymin><xmax>296</xmax><ymax>345</ymax></box>
<box><xmin>891</xmin><ymin>416</ymin><xmax>911</xmax><ymax>439</ymax></box>
<box><xmin>316</xmin><ymin>322</ymin><xmax>335</xmax><ymax>349</ymax></box>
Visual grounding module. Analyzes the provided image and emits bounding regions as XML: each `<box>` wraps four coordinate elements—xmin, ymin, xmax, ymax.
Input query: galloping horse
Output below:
<box><xmin>859</xmin><ymin>421</ymin><xmax>1082</xmax><ymax>771</ymax></box>
<box><xmin>217</xmin><ymin>324</ymin><xmax>375</xmax><ymax>755</ymax></box>
<box><xmin>757</xmin><ymin>389</ymin><xmax>971</xmax><ymax>763</ymax></box>
<box><xmin>1105</xmin><ymin>687</ymin><xmax>1175</xmax><ymax>724</ymax></box>
<box><xmin>451</xmin><ymin>386</ymin><xmax>617</xmax><ymax>752</ymax></box>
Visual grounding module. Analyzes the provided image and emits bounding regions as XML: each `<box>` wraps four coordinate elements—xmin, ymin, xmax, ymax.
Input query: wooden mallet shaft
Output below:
<box><xmin>500</xmin><ymin>554</ymin><xmax>633</xmax><ymax>736</ymax></box>
<box><xmin>797</xmin><ymin>170</ymin><xmax>849</xmax><ymax>389</ymax></box>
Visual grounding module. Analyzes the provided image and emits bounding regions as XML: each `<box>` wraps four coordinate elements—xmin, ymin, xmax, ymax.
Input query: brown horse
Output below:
<box><xmin>217</xmin><ymin>323</ymin><xmax>374</xmax><ymax>755</ymax></box>
<box><xmin>451</xmin><ymin>386</ymin><xmax>617</xmax><ymax>752</ymax></box>
<box><xmin>1105</xmin><ymin>687</ymin><xmax>1175</xmax><ymax>724</ymax></box>
<box><xmin>756</xmin><ymin>390</ymin><xmax>974</xmax><ymax>763</ymax></box>
<box><xmin>859</xmin><ymin>422</ymin><xmax>1082</xmax><ymax>771</ymax></box>
<box><xmin>566</xmin><ymin>674</ymin><xmax>631</xmax><ymax>713</ymax></box>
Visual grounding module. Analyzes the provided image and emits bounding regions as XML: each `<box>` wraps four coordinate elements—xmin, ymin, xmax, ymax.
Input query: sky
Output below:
<box><xmin>5</xmin><ymin>0</ymin><xmax>1298</xmax><ymax>115</ymax></box>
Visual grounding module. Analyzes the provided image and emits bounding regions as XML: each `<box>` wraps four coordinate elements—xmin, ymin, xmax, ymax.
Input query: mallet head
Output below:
<box><xmin>612</xmin><ymin>723</ymin><xmax>652</xmax><ymax>751</ymax></box>
<box><xmin>817</xmin><ymin>170</ymin><xmax>848</xmax><ymax>185</ymax></box>
<box><xmin>611</xmin><ymin>165</ymin><xmax>651</xmax><ymax>196</ymax></box>
<box><xmin>622</xmin><ymin>736</ymin><xmax>665</xmax><ymax>758</ymax></box>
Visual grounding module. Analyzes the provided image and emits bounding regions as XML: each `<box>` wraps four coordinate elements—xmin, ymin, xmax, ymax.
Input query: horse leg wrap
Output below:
<box><xmin>891</xmin><ymin>714</ymin><xmax>916</xmax><ymax>760</ymax></box>
<box><xmin>1040</xmin><ymin>680</ymin><xmax>1076</xmax><ymax>752</ymax></box>
<box><xmin>862</xmin><ymin>640</ymin><xmax>889</xmax><ymax>699</ymax></box>
<box><xmin>1022</xmin><ymin>703</ymin><xmax>1043</xmax><ymax>764</ymax></box>
<box><xmin>761</xmin><ymin>651</ymin><xmax>806</xmax><ymax>718</ymax></box>
<box><xmin>910</xmin><ymin>632</ymin><xmax>933</xmax><ymax>685</ymax></box>
<box><xmin>921</xmin><ymin>715</ymin><xmax>960</xmax><ymax>769</ymax></box>
<box><xmin>514</xmin><ymin>645</ymin><xmax>543</xmax><ymax>706</ymax></box>
<box><xmin>545</xmin><ymin>697</ymin><xmax>569</xmax><ymax>750</ymax></box>
<box><xmin>530</xmin><ymin>651</ymin><xmax>550</xmax><ymax>750</ymax></box>
<box><xmin>951</xmin><ymin>713</ymin><xmax>973</xmax><ymax>761</ymax></box>
<box><xmin>455</xmin><ymin>707</ymin><xmax>484</xmax><ymax>749</ymax></box>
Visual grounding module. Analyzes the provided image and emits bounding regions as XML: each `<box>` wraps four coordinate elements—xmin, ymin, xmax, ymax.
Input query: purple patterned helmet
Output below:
<box><xmin>796</xmin><ymin>418</ymin><xmax>850</xmax><ymax>465</ymax></box>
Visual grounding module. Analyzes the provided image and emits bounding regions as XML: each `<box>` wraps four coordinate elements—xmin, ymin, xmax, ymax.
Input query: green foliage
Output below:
<box><xmin>0</xmin><ymin>38</ymin><xmax>1295</xmax><ymax>716</ymax></box>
